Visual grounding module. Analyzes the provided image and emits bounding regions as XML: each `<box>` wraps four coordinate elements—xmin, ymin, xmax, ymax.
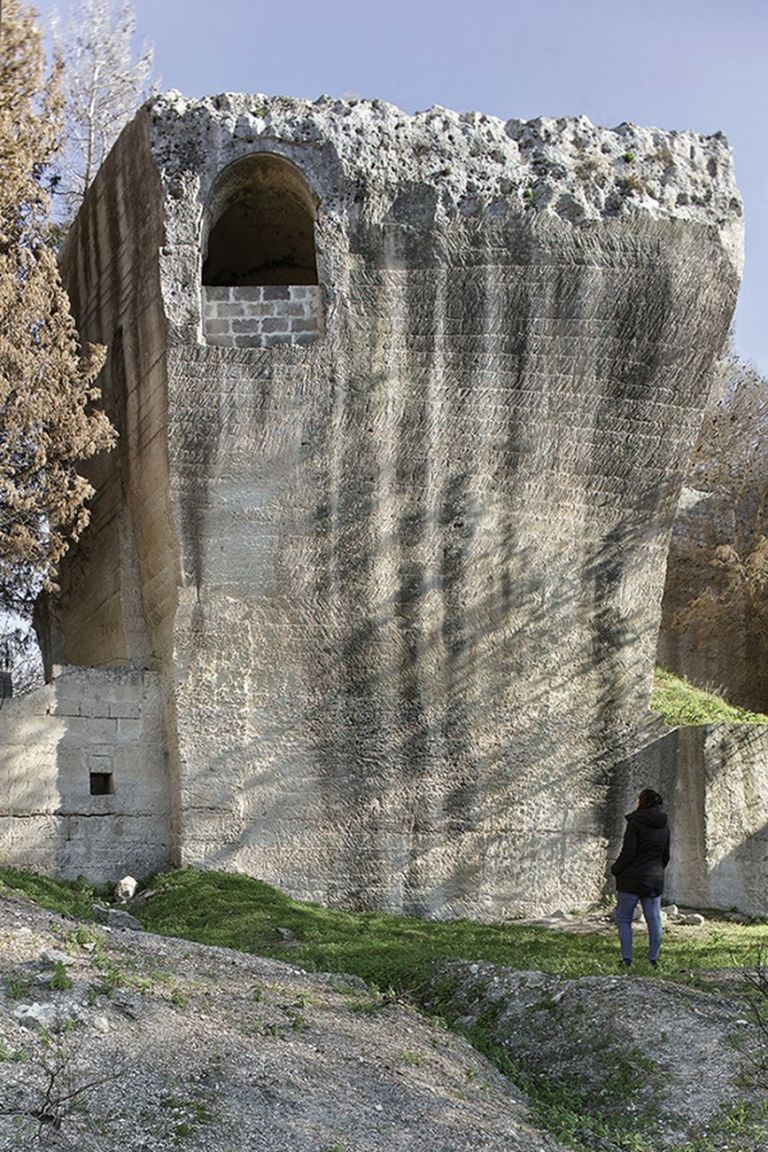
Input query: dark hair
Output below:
<box><xmin>637</xmin><ymin>788</ymin><xmax>663</xmax><ymax>809</ymax></box>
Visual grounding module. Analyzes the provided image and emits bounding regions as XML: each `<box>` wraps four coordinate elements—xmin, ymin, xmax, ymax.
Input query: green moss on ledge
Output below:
<box><xmin>652</xmin><ymin>666</ymin><xmax>768</xmax><ymax>726</ymax></box>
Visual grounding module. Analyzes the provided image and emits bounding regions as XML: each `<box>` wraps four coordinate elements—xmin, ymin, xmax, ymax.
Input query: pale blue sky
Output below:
<box><xmin>38</xmin><ymin>0</ymin><xmax>767</xmax><ymax>371</ymax></box>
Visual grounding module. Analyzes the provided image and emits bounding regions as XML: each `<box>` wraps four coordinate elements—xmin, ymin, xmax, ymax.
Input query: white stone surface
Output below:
<box><xmin>114</xmin><ymin>875</ymin><xmax>138</xmax><ymax>901</ymax></box>
<box><xmin>612</xmin><ymin>723</ymin><xmax>768</xmax><ymax>917</ymax></box>
<box><xmin>0</xmin><ymin>666</ymin><xmax>170</xmax><ymax>884</ymax></box>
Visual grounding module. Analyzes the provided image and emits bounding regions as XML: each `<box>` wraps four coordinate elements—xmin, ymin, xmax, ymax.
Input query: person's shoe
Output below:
<box><xmin>621</xmin><ymin>958</ymin><xmax>632</xmax><ymax>967</ymax></box>
<box><xmin>649</xmin><ymin>959</ymin><xmax>658</xmax><ymax>968</ymax></box>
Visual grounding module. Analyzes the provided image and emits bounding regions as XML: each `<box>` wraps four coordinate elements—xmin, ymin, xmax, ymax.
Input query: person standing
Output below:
<box><xmin>611</xmin><ymin>788</ymin><xmax>671</xmax><ymax>968</ymax></box>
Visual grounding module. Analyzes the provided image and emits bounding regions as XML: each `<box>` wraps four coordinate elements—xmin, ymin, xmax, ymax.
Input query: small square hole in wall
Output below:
<box><xmin>90</xmin><ymin>772</ymin><xmax>114</xmax><ymax>796</ymax></box>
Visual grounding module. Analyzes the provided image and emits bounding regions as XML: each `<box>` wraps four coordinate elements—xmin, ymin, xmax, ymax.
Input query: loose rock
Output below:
<box><xmin>92</xmin><ymin>905</ymin><xmax>142</xmax><ymax>931</ymax></box>
<box><xmin>114</xmin><ymin>876</ymin><xmax>138</xmax><ymax>903</ymax></box>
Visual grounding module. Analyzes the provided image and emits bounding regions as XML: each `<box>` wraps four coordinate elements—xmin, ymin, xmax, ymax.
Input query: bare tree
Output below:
<box><xmin>1</xmin><ymin>1020</ymin><xmax>123</xmax><ymax>1146</ymax></box>
<box><xmin>0</xmin><ymin>610</ymin><xmax>43</xmax><ymax>698</ymax></box>
<box><xmin>50</xmin><ymin>0</ymin><xmax>155</xmax><ymax>219</ymax></box>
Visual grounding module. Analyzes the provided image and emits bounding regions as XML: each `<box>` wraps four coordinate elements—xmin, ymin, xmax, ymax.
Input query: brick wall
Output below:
<box><xmin>202</xmin><ymin>285</ymin><xmax>323</xmax><ymax>348</ymax></box>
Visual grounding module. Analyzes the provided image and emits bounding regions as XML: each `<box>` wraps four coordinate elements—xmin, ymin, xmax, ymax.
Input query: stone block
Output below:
<box><xmin>58</xmin><ymin>716</ymin><xmax>118</xmax><ymax>746</ymax></box>
<box><xmin>50</xmin><ymin>699</ymin><xmax>81</xmax><ymax>718</ymax></box>
<box><xmin>247</xmin><ymin>303</ymin><xmax>277</xmax><ymax>318</ymax></box>
<box><xmin>232</xmin><ymin>286</ymin><xmax>264</xmax><ymax>302</ymax></box>
<box><xmin>88</xmin><ymin>752</ymin><xmax>113</xmax><ymax>771</ymax></box>
<box><xmin>108</xmin><ymin>701</ymin><xmax>141</xmax><ymax>720</ymax></box>
<box><xmin>116</xmin><ymin>717</ymin><xmax>143</xmax><ymax>741</ymax></box>
<box><xmin>232</xmin><ymin>318</ymin><xmax>262</xmax><ymax>334</ymax></box>
<box><xmin>262</xmin><ymin>317</ymin><xmax>290</xmax><ymax>333</ymax></box>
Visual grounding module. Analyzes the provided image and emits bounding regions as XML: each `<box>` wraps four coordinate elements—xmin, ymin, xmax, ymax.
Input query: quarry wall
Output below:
<box><xmin>657</xmin><ymin>488</ymin><xmax>768</xmax><ymax>714</ymax></box>
<box><xmin>611</xmin><ymin>721</ymin><xmax>768</xmax><ymax>917</ymax></box>
<box><xmin>4</xmin><ymin>93</ymin><xmax>745</xmax><ymax>918</ymax></box>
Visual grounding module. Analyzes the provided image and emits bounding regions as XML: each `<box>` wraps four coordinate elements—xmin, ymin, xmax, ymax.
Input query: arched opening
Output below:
<box><xmin>203</xmin><ymin>154</ymin><xmax>318</xmax><ymax>287</ymax></box>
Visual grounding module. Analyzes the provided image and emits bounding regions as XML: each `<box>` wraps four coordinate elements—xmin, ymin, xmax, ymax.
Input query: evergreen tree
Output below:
<box><xmin>0</xmin><ymin>0</ymin><xmax>115</xmax><ymax>615</ymax></box>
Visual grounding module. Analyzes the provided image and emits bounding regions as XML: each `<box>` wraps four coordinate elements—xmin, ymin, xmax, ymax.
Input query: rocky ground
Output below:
<box><xmin>423</xmin><ymin>961</ymin><xmax>768</xmax><ymax>1149</ymax></box>
<box><xmin>0</xmin><ymin>889</ymin><xmax>565</xmax><ymax>1151</ymax></box>
<box><xmin>1</xmin><ymin>889</ymin><xmax>766</xmax><ymax>1151</ymax></box>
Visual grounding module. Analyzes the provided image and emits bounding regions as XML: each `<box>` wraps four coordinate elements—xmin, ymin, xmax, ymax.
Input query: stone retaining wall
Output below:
<box><xmin>202</xmin><ymin>285</ymin><xmax>323</xmax><ymax>348</ymax></box>
<box><xmin>610</xmin><ymin>723</ymin><xmax>768</xmax><ymax>917</ymax></box>
<box><xmin>0</xmin><ymin>666</ymin><xmax>171</xmax><ymax>883</ymax></box>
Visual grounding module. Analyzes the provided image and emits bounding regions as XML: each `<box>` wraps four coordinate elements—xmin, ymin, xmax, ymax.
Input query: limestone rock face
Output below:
<box><xmin>48</xmin><ymin>93</ymin><xmax>742</xmax><ymax>917</ymax></box>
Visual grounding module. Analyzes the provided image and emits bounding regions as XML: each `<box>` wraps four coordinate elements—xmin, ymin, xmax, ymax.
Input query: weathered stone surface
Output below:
<box><xmin>0</xmin><ymin>890</ymin><xmax>570</xmax><ymax>1152</ymax></box>
<box><xmin>13</xmin><ymin>1002</ymin><xmax>64</xmax><ymax>1030</ymax></box>
<box><xmin>611</xmin><ymin>723</ymin><xmax>768</xmax><ymax>916</ymax></box>
<box><xmin>422</xmin><ymin>960</ymin><xmax>758</xmax><ymax>1147</ymax></box>
<box><xmin>40</xmin><ymin>948</ymin><xmax>74</xmax><ymax>967</ymax></box>
<box><xmin>10</xmin><ymin>93</ymin><xmax>743</xmax><ymax>916</ymax></box>
<box><xmin>0</xmin><ymin>666</ymin><xmax>170</xmax><ymax>883</ymax></box>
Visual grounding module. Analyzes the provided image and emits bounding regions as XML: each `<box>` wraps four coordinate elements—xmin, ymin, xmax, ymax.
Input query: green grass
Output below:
<box><xmin>0</xmin><ymin>866</ymin><xmax>100</xmax><ymax>919</ymax></box>
<box><xmin>652</xmin><ymin>666</ymin><xmax>768</xmax><ymax>726</ymax></box>
<box><xmin>3</xmin><ymin>864</ymin><xmax>766</xmax><ymax>992</ymax></box>
<box><xmin>128</xmin><ymin>869</ymin><xmax>767</xmax><ymax>994</ymax></box>
<box><xmin>668</xmin><ymin>1101</ymin><xmax>768</xmax><ymax>1152</ymax></box>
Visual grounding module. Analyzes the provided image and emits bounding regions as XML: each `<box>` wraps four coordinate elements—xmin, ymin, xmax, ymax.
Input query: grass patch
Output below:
<box><xmin>0</xmin><ymin>867</ymin><xmax>100</xmax><ymax>919</ymax></box>
<box><xmin>5</xmin><ymin>866</ymin><xmax>768</xmax><ymax>1152</ymax></box>
<box><xmin>131</xmin><ymin>869</ymin><xmax>767</xmax><ymax>995</ymax></box>
<box><xmin>669</xmin><ymin>1100</ymin><xmax>768</xmax><ymax>1151</ymax></box>
<box><xmin>652</xmin><ymin>666</ymin><xmax>768</xmax><ymax>726</ymax></box>
<box><xmin>3</xmin><ymin>864</ymin><xmax>766</xmax><ymax>993</ymax></box>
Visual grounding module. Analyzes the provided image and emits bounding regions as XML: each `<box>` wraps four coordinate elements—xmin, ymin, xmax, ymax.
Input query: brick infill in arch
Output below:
<box><xmin>202</xmin><ymin>285</ymin><xmax>323</xmax><ymax>348</ymax></box>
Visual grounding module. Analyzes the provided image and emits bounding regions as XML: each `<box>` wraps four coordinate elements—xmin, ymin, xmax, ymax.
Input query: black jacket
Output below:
<box><xmin>611</xmin><ymin>807</ymin><xmax>671</xmax><ymax>897</ymax></box>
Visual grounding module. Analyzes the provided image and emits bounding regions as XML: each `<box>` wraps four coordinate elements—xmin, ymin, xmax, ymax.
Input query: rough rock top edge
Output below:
<box><xmin>148</xmin><ymin>89</ymin><xmax>744</xmax><ymax>275</ymax></box>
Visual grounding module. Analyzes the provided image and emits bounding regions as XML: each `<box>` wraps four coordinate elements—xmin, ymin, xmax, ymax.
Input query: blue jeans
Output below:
<box><xmin>615</xmin><ymin>892</ymin><xmax>662</xmax><ymax>963</ymax></box>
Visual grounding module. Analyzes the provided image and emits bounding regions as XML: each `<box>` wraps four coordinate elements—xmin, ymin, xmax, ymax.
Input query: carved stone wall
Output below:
<box><xmin>611</xmin><ymin>722</ymin><xmax>768</xmax><ymax>917</ymax></box>
<box><xmin>23</xmin><ymin>93</ymin><xmax>743</xmax><ymax>917</ymax></box>
<box><xmin>657</xmin><ymin>489</ymin><xmax>768</xmax><ymax>713</ymax></box>
<box><xmin>0</xmin><ymin>667</ymin><xmax>170</xmax><ymax>881</ymax></box>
